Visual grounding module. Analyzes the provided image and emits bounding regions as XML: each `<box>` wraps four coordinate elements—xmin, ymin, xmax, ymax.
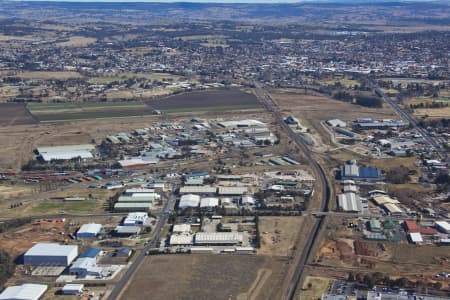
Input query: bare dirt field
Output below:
<box><xmin>298</xmin><ymin>276</ymin><xmax>331</xmax><ymax>300</ymax></box>
<box><xmin>56</xmin><ymin>36</ymin><xmax>97</xmax><ymax>47</ymax></box>
<box><xmin>1</xmin><ymin>71</ymin><xmax>83</xmax><ymax>80</ymax></box>
<box><xmin>258</xmin><ymin>216</ymin><xmax>305</xmax><ymax>257</ymax></box>
<box><xmin>147</xmin><ymin>89</ymin><xmax>261</xmax><ymax>112</ymax></box>
<box><xmin>0</xmin><ymin>103</ymin><xmax>37</xmax><ymax>126</ymax></box>
<box><xmin>120</xmin><ymin>254</ymin><xmax>288</xmax><ymax>300</ymax></box>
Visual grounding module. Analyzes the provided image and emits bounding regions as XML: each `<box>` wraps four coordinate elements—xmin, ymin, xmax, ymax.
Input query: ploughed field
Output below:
<box><xmin>0</xmin><ymin>103</ymin><xmax>38</xmax><ymax>125</ymax></box>
<box><xmin>147</xmin><ymin>89</ymin><xmax>261</xmax><ymax>113</ymax></box>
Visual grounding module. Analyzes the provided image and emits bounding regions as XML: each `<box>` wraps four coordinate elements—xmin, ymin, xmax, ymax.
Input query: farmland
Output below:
<box><xmin>147</xmin><ymin>89</ymin><xmax>261</xmax><ymax>112</ymax></box>
<box><xmin>0</xmin><ymin>103</ymin><xmax>37</xmax><ymax>126</ymax></box>
<box><xmin>27</xmin><ymin>101</ymin><xmax>155</xmax><ymax>122</ymax></box>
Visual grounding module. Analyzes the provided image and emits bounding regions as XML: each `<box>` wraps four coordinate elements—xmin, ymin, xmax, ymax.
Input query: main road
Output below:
<box><xmin>253</xmin><ymin>85</ymin><xmax>331</xmax><ymax>300</ymax></box>
<box><xmin>373</xmin><ymin>84</ymin><xmax>447</xmax><ymax>160</ymax></box>
<box><xmin>107</xmin><ymin>179</ymin><xmax>178</xmax><ymax>300</ymax></box>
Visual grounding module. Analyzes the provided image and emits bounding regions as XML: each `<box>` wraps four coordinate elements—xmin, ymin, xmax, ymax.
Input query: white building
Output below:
<box><xmin>169</xmin><ymin>234</ymin><xmax>194</xmax><ymax>246</ymax></box>
<box><xmin>408</xmin><ymin>232</ymin><xmax>423</xmax><ymax>244</ymax></box>
<box><xmin>36</xmin><ymin>144</ymin><xmax>95</xmax><ymax>162</ymax></box>
<box><xmin>200</xmin><ymin>197</ymin><xmax>219</xmax><ymax>208</ymax></box>
<box><xmin>0</xmin><ymin>284</ymin><xmax>47</xmax><ymax>300</ymax></box>
<box><xmin>24</xmin><ymin>243</ymin><xmax>78</xmax><ymax>266</ymax></box>
<box><xmin>179</xmin><ymin>194</ymin><xmax>200</xmax><ymax>208</ymax></box>
<box><xmin>241</xmin><ymin>195</ymin><xmax>255</xmax><ymax>205</ymax></box>
<box><xmin>173</xmin><ymin>224</ymin><xmax>191</xmax><ymax>233</ymax></box>
<box><xmin>337</xmin><ymin>193</ymin><xmax>362</xmax><ymax>212</ymax></box>
<box><xmin>77</xmin><ymin>223</ymin><xmax>102</xmax><ymax>239</ymax></box>
<box><xmin>61</xmin><ymin>284</ymin><xmax>84</xmax><ymax>295</ymax></box>
<box><xmin>195</xmin><ymin>232</ymin><xmax>243</xmax><ymax>245</ymax></box>
<box><xmin>326</xmin><ymin>119</ymin><xmax>347</xmax><ymax>127</ymax></box>
<box><xmin>69</xmin><ymin>257</ymin><xmax>102</xmax><ymax>278</ymax></box>
<box><xmin>123</xmin><ymin>212</ymin><xmax>148</xmax><ymax>226</ymax></box>
<box><xmin>435</xmin><ymin>221</ymin><xmax>450</xmax><ymax>234</ymax></box>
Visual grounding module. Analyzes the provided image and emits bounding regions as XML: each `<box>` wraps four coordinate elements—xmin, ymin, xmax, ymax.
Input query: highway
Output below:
<box><xmin>373</xmin><ymin>85</ymin><xmax>448</xmax><ymax>160</ymax></box>
<box><xmin>107</xmin><ymin>179</ymin><xmax>178</xmax><ymax>300</ymax></box>
<box><xmin>253</xmin><ymin>85</ymin><xmax>331</xmax><ymax>300</ymax></box>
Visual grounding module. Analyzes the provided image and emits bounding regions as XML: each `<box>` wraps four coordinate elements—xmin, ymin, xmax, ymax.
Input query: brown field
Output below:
<box><xmin>315</xmin><ymin>237</ymin><xmax>450</xmax><ymax>277</ymax></box>
<box><xmin>2</xmin><ymin>71</ymin><xmax>83</xmax><ymax>80</ymax></box>
<box><xmin>147</xmin><ymin>89</ymin><xmax>261</xmax><ymax>111</ymax></box>
<box><xmin>414</xmin><ymin>107</ymin><xmax>450</xmax><ymax>119</ymax></box>
<box><xmin>258</xmin><ymin>216</ymin><xmax>305</xmax><ymax>257</ymax></box>
<box><xmin>56</xmin><ymin>36</ymin><xmax>97</xmax><ymax>47</ymax></box>
<box><xmin>298</xmin><ymin>276</ymin><xmax>331</xmax><ymax>300</ymax></box>
<box><xmin>120</xmin><ymin>254</ymin><xmax>288</xmax><ymax>300</ymax></box>
<box><xmin>0</xmin><ymin>103</ymin><xmax>37</xmax><ymax>126</ymax></box>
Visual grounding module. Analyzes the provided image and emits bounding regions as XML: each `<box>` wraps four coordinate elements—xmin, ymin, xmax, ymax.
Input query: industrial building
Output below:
<box><xmin>113</xmin><ymin>226</ymin><xmax>141</xmax><ymax>237</ymax></box>
<box><xmin>218</xmin><ymin>186</ymin><xmax>248</xmax><ymax>196</ymax></box>
<box><xmin>36</xmin><ymin>144</ymin><xmax>95</xmax><ymax>162</ymax></box>
<box><xmin>326</xmin><ymin>119</ymin><xmax>347</xmax><ymax>127</ymax></box>
<box><xmin>170</xmin><ymin>234</ymin><xmax>194</xmax><ymax>246</ymax></box>
<box><xmin>179</xmin><ymin>194</ymin><xmax>201</xmax><ymax>208</ymax></box>
<box><xmin>179</xmin><ymin>186</ymin><xmax>217</xmax><ymax>195</ymax></box>
<box><xmin>114</xmin><ymin>202</ymin><xmax>152</xmax><ymax>211</ymax></box>
<box><xmin>337</xmin><ymin>193</ymin><xmax>362</xmax><ymax>212</ymax></box>
<box><xmin>435</xmin><ymin>221</ymin><xmax>450</xmax><ymax>234</ymax></box>
<box><xmin>218</xmin><ymin>119</ymin><xmax>266</xmax><ymax>129</ymax></box>
<box><xmin>69</xmin><ymin>257</ymin><xmax>103</xmax><ymax>278</ymax></box>
<box><xmin>352</xmin><ymin>118</ymin><xmax>407</xmax><ymax>130</ymax></box>
<box><xmin>123</xmin><ymin>212</ymin><xmax>149</xmax><ymax>226</ymax></box>
<box><xmin>0</xmin><ymin>284</ymin><xmax>47</xmax><ymax>300</ymax></box>
<box><xmin>173</xmin><ymin>224</ymin><xmax>191</xmax><ymax>233</ymax></box>
<box><xmin>200</xmin><ymin>197</ymin><xmax>219</xmax><ymax>208</ymax></box>
<box><xmin>408</xmin><ymin>232</ymin><xmax>423</xmax><ymax>244</ymax></box>
<box><xmin>76</xmin><ymin>223</ymin><xmax>102</xmax><ymax>239</ymax></box>
<box><xmin>194</xmin><ymin>232</ymin><xmax>243</xmax><ymax>246</ymax></box>
<box><xmin>341</xmin><ymin>160</ymin><xmax>382</xmax><ymax>180</ymax></box>
<box><xmin>61</xmin><ymin>284</ymin><xmax>84</xmax><ymax>295</ymax></box>
<box><xmin>24</xmin><ymin>243</ymin><xmax>78</xmax><ymax>266</ymax></box>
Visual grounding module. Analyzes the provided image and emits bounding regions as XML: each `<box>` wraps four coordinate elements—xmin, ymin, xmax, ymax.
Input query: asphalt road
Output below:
<box><xmin>253</xmin><ymin>85</ymin><xmax>331</xmax><ymax>300</ymax></box>
<box><xmin>107</xmin><ymin>180</ymin><xmax>177</xmax><ymax>300</ymax></box>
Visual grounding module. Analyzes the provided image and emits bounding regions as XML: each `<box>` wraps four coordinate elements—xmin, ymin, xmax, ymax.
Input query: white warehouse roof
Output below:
<box><xmin>338</xmin><ymin>193</ymin><xmax>362</xmax><ymax>212</ymax></box>
<box><xmin>409</xmin><ymin>232</ymin><xmax>423</xmax><ymax>243</ymax></box>
<box><xmin>25</xmin><ymin>243</ymin><xmax>77</xmax><ymax>258</ymax></box>
<box><xmin>179</xmin><ymin>194</ymin><xmax>200</xmax><ymax>208</ymax></box>
<box><xmin>40</xmin><ymin>150</ymin><xmax>93</xmax><ymax>162</ymax></box>
<box><xmin>200</xmin><ymin>197</ymin><xmax>219</xmax><ymax>208</ymax></box>
<box><xmin>124</xmin><ymin>188</ymin><xmax>155</xmax><ymax>194</ymax></box>
<box><xmin>170</xmin><ymin>234</ymin><xmax>194</xmax><ymax>245</ymax></box>
<box><xmin>77</xmin><ymin>223</ymin><xmax>102</xmax><ymax>236</ymax></box>
<box><xmin>435</xmin><ymin>221</ymin><xmax>450</xmax><ymax>233</ymax></box>
<box><xmin>173</xmin><ymin>224</ymin><xmax>191</xmax><ymax>233</ymax></box>
<box><xmin>218</xmin><ymin>186</ymin><xmax>248</xmax><ymax>195</ymax></box>
<box><xmin>195</xmin><ymin>232</ymin><xmax>243</xmax><ymax>245</ymax></box>
<box><xmin>179</xmin><ymin>186</ymin><xmax>217</xmax><ymax>194</ymax></box>
<box><xmin>0</xmin><ymin>284</ymin><xmax>48</xmax><ymax>300</ymax></box>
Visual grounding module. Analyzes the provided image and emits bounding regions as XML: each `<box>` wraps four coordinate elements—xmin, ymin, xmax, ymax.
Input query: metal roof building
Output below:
<box><xmin>36</xmin><ymin>144</ymin><xmax>95</xmax><ymax>162</ymax></box>
<box><xmin>200</xmin><ymin>197</ymin><xmax>219</xmax><ymax>208</ymax></box>
<box><xmin>179</xmin><ymin>194</ymin><xmax>200</xmax><ymax>208</ymax></box>
<box><xmin>77</xmin><ymin>223</ymin><xmax>102</xmax><ymax>239</ymax></box>
<box><xmin>170</xmin><ymin>234</ymin><xmax>194</xmax><ymax>246</ymax></box>
<box><xmin>435</xmin><ymin>221</ymin><xmax>450</xmax><ymax>234</ymax></box>
<box><xmin>408</xmin><ymin>232</ymin><xmax>423</xmax><ymax>244</ymax></box>
<box><xmin>0</xmin><ymin>284</ymin><xmax>48</xmax><ymax>300</ymax></box>
<box><xmin>24</xmin><ymin>243</ymin><xmax>78</xmax><ymax>266</ymax></box>
<box><xmin>61</xmin><ymin>284</ymin><xmax>84</xmax><ymax>295</ymax></box>
<box><xmin>218</xmin><ymin>186</ymin><xmax>248</xmax><ymax>196</ymax></box>
<box><xmin>337</xmin><ymin>193</ymin><xmax>362</xmax><ymax>212</ymax></box>
<box><xmin>383</xmin><ymin>203</ymin><xmax>403</xmax><ymax>216</ymax></box>
<box><xmin>113</xmin><ymin>226</ymin><xmax>141</xmax><ymax>236</ymax></box>
<box><xmin>114</xmin><ymin>202</ymin><xmax>152</xmax><ymax>211</ymax></box>
<box><xmin>179</xmin><ymin>186</ymin><xmax>216</xmax><ymax>194</ymax></box>
<box><xmin>194</xmin><ymin>232</ymin><xmax>243</xmax><ymax>245</ymax></box>
<box><xmin>123</xmin><ymin>212</ymin><xmax>148</xmax><ymax>226</ymax></box>
<box><xmin>173</xmin><ymin>224</ymin><xmax>191</xmax><ymax>233</ymax></box>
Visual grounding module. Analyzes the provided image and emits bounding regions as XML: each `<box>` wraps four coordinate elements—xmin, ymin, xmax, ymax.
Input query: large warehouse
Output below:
<box><xmin>0</xmin><ymin>283</ymin><xmax>47</xmax><ymax>300</ymax></box>
<box><xmin>194</xmin><ymin>232</ymin><xmax>243</xmax><ymax>246</ymax></box>
<box><xmin>179</xmin><ymin>194</ymin><xmax>201</xmax><ymax>208</ymax></box>
<box><xmin>24</xmin><ymin>243</ymin><xmax>78</xmax><ymax>266</ymax></box>
<box><xmin>76</xmin><ymin>223</ymin><xmax>102</xmax><ymax>239</ymax></box>
<box><xmin>36</xmin><ymin>144</ymin><xmax>95</xmax><ymax>162</ymax></box>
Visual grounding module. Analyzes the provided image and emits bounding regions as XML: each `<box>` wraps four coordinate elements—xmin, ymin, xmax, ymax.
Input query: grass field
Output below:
<box><xmin>31</xmin><ymin>200</ymin><xmax>101</xmax><ymax>214</ymax></box>
<box><xmin>5</xmin><ymin>71</ymin><xmax>83</xmax><ymax>80</ymax></box>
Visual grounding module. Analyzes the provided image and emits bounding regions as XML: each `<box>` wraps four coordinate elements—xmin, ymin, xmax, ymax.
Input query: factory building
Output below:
<box><xmin>76</xmin><ymin>223</ymin><xmax>102</xmax><ymax>239</ymax></box>
<box><xmin>341</xmin><ymin>160</ymin><xmax>382</xmax><ymax>180</ymax></box>
<box><xmin>24</xmin><ymin>243</ymin><xmax>78</xmax><ymax>267</ymax></box>
<box><xmin>69</xmin><ymin>257</ymin><xmax>103</xmax><ymax>278</ymax></box>
<box><xmin>123</xmin><ymin>212</ymin><xmax>149</xmax><ymax>226</ymax></box>
<box><xmin>0</xmin><ymin>284</ymin><xmax>47</xmax><ymax>300</ymax></box>
<box><xmin>194</xmin><ymin>232</ymin><xmax>243</xmax><ymax>246</ymax></box>
<box><xmin>337</xmin><ymin>193</ymin><xmax>362</xmax><ymax>212</ymax></box>
<box><xmin>61</xmin><ymin>284</ymin><xmax>84</xmax><ymax>295</ymax></box>
<box><xmin>200</xmin><ymin>197</ymin><xmax>219</xmax><ymax>208</ymax></box>
<box><xmin>179</xmin><ymin>186</ymin><xmax>217</xmax><ymax>195</ymax></box>
<box><xmin>170</xmin><ymin>234</ymin><xmax>194</xmax><ymax>246</ymax></box>
<box><xmin>435</xmin><ymin>221</ymin><xmax>450</xmax><ymax>234</ymax></box>
<box><xmin>179</xmin><ymin>194</ymin><xmax>201</xmax><ymax>208</ymax></box>
<box><xmin>36</xmin><ymin>144</ymin><xmax>95</xmax><ymax>162</ymax></box>
<box><xmin>114</xmin><ymin>202</ymin><xmax>152</xmax><ymax>212</ymax></box>
<box><xmin>113</xmin><ymin>226</ymin><xmax>141</xmax><ymax>237</ymax></box>
<box><xmin>218</xmin><ymin>186</ymin><xmax>248</xmax><ymax>196</ymax></box>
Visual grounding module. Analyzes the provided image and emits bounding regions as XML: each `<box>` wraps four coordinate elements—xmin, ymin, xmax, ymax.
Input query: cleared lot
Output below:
<box><xmin>120</xmin><ymin>254</ymin><xmax>287</xmax><ymax>300</ymax></box>
<box><xmin>0</xmin><ymin>103</ymin><xmax>37</xmax><ymax>126</ymax></box>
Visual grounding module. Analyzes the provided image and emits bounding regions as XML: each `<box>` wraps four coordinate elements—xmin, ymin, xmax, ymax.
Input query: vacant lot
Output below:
<box><xmin>31</xmin><ymin>200</ymin><xmax>102</xmax><ymax>214</ymax></box>
<box><xmin>298</xmin><ymin>276</ymin><xmax>331</xmax><ymax>300</ymax></box>
<box><xmin>147</xmin><ymin>89</ymin><xmax>261</xmax><ymax>112</ymax></box>
<box><xmin>120</xmin><ymin>254</ymin><xmax>287</xmax><ymax>300</ymax></box>
<box><xmin>28</xmin><ymin>101</ymin><xmax>155</xmax><ymax>122</ymax></box>
<box><xmin>5</xmin><ymin>71</ymin><xmax>83</xmax><ymax>80</ymax></box>
<box><xmin>258</xmin><ymin>216</ymin><xmax>305</xmax><ymax>257</ymax></box>
<box><xmin>0</xmin><ymin>103</ymin><xmax>37</xmax><ymax>126</ymax></box>
<box><xmin>56</xmin><ymin>36</ymin><xmax>97</xmax><ymax>47</ymax></box>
